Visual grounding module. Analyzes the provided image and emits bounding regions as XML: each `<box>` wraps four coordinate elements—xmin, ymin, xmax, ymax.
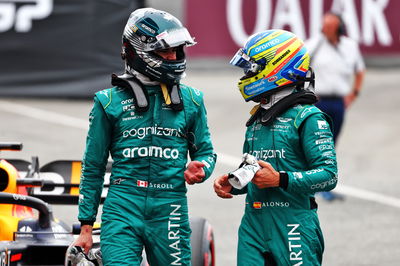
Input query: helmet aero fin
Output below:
<box><xmin>230</xmin><ymin>29</ymin><xmax>312</xmax><ymax>102</ymax></box>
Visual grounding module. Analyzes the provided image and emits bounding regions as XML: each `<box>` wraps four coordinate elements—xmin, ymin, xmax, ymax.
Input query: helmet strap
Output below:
<box><xmin>111</xmin><ymin>73</ymin><xmax>150</xmax><ymax>112</ymax></box>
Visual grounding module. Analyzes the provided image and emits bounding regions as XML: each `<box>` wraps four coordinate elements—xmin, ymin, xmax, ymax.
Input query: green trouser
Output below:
<box><xmin>100</xmin><ymin>185</ymin><xmax>191</xmax><ymax>266</ymax></box>
<box><xmin>237</xmin><ymin>206</ymin><xmax>324</xmax><ymax>266</ymax></box>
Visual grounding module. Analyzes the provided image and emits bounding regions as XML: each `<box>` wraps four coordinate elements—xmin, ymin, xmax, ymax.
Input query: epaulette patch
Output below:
<box><xmin>294</xmin><ymin>105</ymin><xmax>320</xmax><ymax>128</ymax></box>
<box><xmin>181</xmin><ymin>84</ymin><xmax>203</xmax><ymax>106</ymax></box>
<box><xmin>96</xmin><ymin>88</ymin><xmax>113</xmax><ymax>109</ymax></box>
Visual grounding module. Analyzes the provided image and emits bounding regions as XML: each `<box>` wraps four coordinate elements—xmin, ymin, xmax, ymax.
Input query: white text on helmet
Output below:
<box><xmin>140</xmin><ymin>23</ymin><xmax>155</xmax><ymax>34</ymax></box>
<box><xmin>254</xmin><ymin>39</ymin><xmax>280</xmax><ymax>53</ymax></box>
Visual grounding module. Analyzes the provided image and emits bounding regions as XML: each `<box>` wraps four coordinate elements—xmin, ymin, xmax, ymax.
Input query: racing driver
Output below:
<box><xmin>214</xmin><ymin>29</ymin><xmax>338</xmax><ymax>265</ymax></box>
<box><xmin>74</xmin><ymin>8</ymin><xmax>217</xmax><ymax>265</ymax></box>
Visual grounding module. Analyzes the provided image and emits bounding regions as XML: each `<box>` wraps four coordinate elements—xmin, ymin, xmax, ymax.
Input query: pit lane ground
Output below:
<box><xmin>1</xmin><ymin>67</ymin><xmax>399</xmax><ymax>265</ymax></box>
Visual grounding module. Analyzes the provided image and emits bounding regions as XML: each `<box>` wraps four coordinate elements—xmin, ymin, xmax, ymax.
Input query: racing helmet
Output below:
<box><xmin>230</xmin><ymin>29</ymin><xmax>311</xmax><ymax>102</ymax></box>
<box><xmin>122</xmin><ymin>8</ymin><xmax>196</xmax><ymax>85</ymax></box>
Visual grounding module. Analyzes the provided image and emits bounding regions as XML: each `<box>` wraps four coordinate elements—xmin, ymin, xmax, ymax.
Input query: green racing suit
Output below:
<box><xmin>78</xmin><ymin>83</ymin><xmax>217</xmax><ymax>265</ymax></box>
<box><xmin>234</xmin><ymin>104</ymin><xmax>338</xmax><ymax>266</ymax></box>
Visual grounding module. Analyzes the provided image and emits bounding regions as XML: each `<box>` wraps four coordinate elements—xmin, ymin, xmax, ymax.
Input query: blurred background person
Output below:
<box><xmin>306</xmin><ymin>12</ymin><xmax>366</xmax><ymax>201</ymax></box>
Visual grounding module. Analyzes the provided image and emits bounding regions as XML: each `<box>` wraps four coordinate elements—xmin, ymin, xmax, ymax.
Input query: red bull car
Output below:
<box><xmin>0</xmin><ymin>142</ymin><xmax>215</xmax><ymax>266</ymax></box>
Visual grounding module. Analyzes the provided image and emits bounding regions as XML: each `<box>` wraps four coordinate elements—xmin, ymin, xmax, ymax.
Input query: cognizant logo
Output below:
<box><xmin>311</xmin><ymin>176</ymin><xmax>338</xmax><ymax>190</ymax></box>
<box><xmin>252</xmin><ymin>149</ymin><xmax>286</xmax><ymax>160</ymax></box>
<box><xmin>123</xmin><ymin>146</ymin><xmax>179</xmax><ymax>159</ymax></box>
<box><xmin>122</xmin><ymin>126</ymin><xmax>183</xmax><ymax>139</ymax></box>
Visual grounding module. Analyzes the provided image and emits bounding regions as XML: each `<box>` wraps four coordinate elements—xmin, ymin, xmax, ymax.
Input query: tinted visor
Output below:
<box><xmin>230</xmin><ymin>48</ymin><xmax>260</xmax><ymax>74</ymax></box>
<box><xmin>146</xmin><ymin>28</ymin><xmax>196</xmax><ymax>51</ymax></box>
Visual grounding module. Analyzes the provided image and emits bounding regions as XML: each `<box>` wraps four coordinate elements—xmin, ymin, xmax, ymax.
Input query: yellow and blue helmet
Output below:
<box><xmin>230</xmin><ymin>29</ymin><xmax>311</xmax><ymax>102</ymax></box>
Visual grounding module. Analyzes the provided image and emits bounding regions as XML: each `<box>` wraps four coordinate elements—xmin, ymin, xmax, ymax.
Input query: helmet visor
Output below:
<box><xmin>230</xmin><ymin>49</ymin><xmax>260</xmax><ymax>74</ymax></box>
<box><xmin>146</xmin><ymin>28</ymin><xmax>196</xmax><ymax>51</ymax></box>
<box><xmin>230</xmin><ymin>49</ymin><xmax>252</xmax><ymax>69</ymax></box>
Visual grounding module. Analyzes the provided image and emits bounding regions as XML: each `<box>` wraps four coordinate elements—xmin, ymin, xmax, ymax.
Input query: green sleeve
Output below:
<box><xmin>78</xmin><ymin>96</ymin><xmax>112</xmax><ymax>223</ymax></box>
<box><xmin>286</xmin><ymin>112</ymin><xmax>338</xmax><ymax>193</ymax></box>
<box><xmin>188</xmin><ymin>97</ymin><xmax>217</xmax><ymax>181</ymax></box>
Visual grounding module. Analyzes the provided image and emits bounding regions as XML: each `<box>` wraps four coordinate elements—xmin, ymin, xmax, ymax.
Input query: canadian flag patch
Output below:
<box><xmin>137</xmin><ymin>180</ymin><xmax>148</xmax><ymax>187</ymax></box>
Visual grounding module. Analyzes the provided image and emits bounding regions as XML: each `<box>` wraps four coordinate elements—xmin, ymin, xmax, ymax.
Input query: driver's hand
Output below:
<box><xmin>252</xmin><ymin>160</ymin><xmax>280</xmax><ymax>189</ymax></box>
<box><xmin>73</xmin><ymin>225</ymin><xmax>93</xmax><ymax>254</ymax></box>
<box><xmin>184</xmin><ymin>161</ymin><xmax>205</xmax><ymax>185</ymax></box>
<box><xmin>213</xmin><ymin>174</ymin><xmax>233</xmax><ymax>199</ymax></box>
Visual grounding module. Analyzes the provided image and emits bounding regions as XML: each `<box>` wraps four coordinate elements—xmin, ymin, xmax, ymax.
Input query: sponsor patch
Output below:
<box><xmin>315</xmin><ymin>137</ymin><xmax>333</xmax><ymax>145</ymax></box>
<box><xmin>123</xmin><ymin>146</ymin><xmax>179</xmax><ymax>159</ymax></box>
<box><xmin>252</xmin><ymin>148</ymin><xmax>286</xmax><ymax>160</ymax></box>
<box><xmin>318</xmin><ymin>120</ymin><xmax>328</xmax><ymax>130</ymax></box>
<box><xmin>293</xmin><ymin>172</ymin><xmax>303</xmax><ymax>179</ymax></box>
<box><xmin>276</xmin><ymin>117</ymin><xmax>293</xmax><ymax>123</ymax></box>
<box><xmin>268</xmin><ymin>76</ymin><xmax>278</xmax><ymax>82</ymax></box>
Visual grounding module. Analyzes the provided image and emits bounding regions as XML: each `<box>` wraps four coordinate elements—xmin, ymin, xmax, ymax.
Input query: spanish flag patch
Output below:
<box><xmin>253</xmin><ymin>202</ymin><xmax>262</xmax><ymax>209</ymax></box>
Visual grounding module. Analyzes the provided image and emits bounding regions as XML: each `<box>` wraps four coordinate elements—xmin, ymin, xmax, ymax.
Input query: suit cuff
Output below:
<box><xmin>79</xmin><ymin>220</ymin><xmax>95</xmax><ymax>226</ymax></box>
<box><xmin>279</xmin><ymin>171</ymin><xmax>289</xmax><ymax>190</ymax></box>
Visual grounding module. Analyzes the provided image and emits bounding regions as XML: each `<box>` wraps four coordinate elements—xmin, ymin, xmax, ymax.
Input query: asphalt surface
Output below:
<box><xmin>1</xmin><ymin>67</ymin><xmax>400</xmax><ymax>265</ymax></box>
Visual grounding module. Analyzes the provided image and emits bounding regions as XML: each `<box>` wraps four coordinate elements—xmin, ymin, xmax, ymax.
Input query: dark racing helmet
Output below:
<box><xmin>230</xmin><ymin>29</ymin><xmax>313</xmax><ymax>102</ymax></box>
<box><xmin>122</xmin><ymin>8</ymin><xmax>196</xmax><ymax>85</ymax></box>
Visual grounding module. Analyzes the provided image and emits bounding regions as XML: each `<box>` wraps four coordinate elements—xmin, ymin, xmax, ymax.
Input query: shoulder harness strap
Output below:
<box><xmin>111</xmin><ymin>73</ymin><xmax>183</xmax><ymax>112</ymax></box>
<box><xmin>111</xmin><ymin>73</ymin><xmax>149</xmax><ymax>112</ymax></box>
<box><xmin>161</xmin><ymin>83</ymin><xmax>183</xmax><ymax>111</ymax></box>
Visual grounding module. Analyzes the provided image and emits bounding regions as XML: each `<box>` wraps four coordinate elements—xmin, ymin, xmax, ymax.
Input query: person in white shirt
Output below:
<box><xmin>306</xmin><ymin>12</ymin><xmax>365</xmax><ymax>142</ymax></box>
<box><xmin>306</xmin><ymin>12</ymin><xmax>365</xmax><ymax>201</ymax></box>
